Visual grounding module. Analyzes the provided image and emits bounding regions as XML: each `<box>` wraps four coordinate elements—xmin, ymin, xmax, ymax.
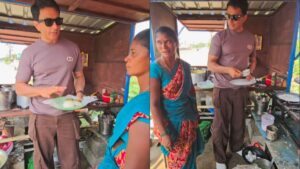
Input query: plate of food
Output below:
<box><xmin>230</xmin><ymin>78</ymin><xmax>256</xmax><ymax>86</ymax></box>
<box><xmin>43</xmin><ymin>95</ymin><xmax>97</xmax><ymax>111</ymax></box>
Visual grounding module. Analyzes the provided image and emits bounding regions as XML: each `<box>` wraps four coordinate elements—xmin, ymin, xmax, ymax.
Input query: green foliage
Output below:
<box><xmin>1</xmin><ymin>54</ymin><xmax>17</xmax><ymax>65</ymax></box>
<box><xmin>291</xmin><ymin>57</ymin><xmax>300</xmax><ymax>94</ymax></box>
<box><xmin>190</xmin><ymin>42</ymin><xmax>211</xmax><ymax>49</ymax></box>
<box><xmin>290</xmin><ymin>28</ymin><xmax>300</xmax><ymax>94</ymax></box>
<box><xmin>296</xmin><ymin>28</ymin><xmax>300</xmax><ymax>55</ymax></box>
<box><xmin>293</xmin><ymin>57</ymin><xmax>300</xmax><ymax>76</ymax></box>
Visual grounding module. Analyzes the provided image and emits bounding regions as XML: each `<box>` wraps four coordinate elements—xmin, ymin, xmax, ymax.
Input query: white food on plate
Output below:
<box><xmin>63</xmin><ymin>98</ymin><xmax>81</xmax><ymax>108</ymax></box>
<box><xmin>242</xmin><ymin>69</ymin><xmax>250</xmax><ymax>77</ymax></box>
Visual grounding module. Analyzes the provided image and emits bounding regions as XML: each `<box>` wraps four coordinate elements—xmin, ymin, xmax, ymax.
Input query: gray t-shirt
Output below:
<box><xmin>16</xmin><ymin>38</ymin><xmax>83</xmax><ymax>116</ymax></box>
<box><xmin>209</xmin><ymin>28</ymin><xmax>256</xmax><ymax>88</ymax></box>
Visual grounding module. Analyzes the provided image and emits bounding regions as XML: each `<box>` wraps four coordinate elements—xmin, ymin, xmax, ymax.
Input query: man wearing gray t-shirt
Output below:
<box><xmin>15</xmin><ymin>0</ymin><xmax>85</xmax><ymax>168</ymax></box>
<box><xmin>208</xmin><ymin>0</ymin><xmax>256</xmax><ymax>169</ymax></box>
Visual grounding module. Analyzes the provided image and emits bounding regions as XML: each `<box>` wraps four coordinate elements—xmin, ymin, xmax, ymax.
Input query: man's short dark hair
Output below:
<box><xmin>31</xmin><ymin>0</ymin><xmax>60</xmax><ymax>20</ymax></box>
<box><xmin>227</xmin><ymin>0</ymin><xmax>249</xmax><ymax>15</ymax></box>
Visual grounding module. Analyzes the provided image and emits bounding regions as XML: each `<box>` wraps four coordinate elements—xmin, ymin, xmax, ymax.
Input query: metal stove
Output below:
<box><xmin>271</xmin><ymin>92</ymin><xmax>300</xmax><ymax>148</ymax></box>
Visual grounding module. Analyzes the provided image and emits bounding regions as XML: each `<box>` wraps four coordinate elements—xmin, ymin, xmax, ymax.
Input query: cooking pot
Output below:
<box><xmin>275</xmin><ymin>92</ymin><xmax>300</xmax><ymax>103</ymax></box>
<box><xmin>0</xmin><ymin>85</ymin><xmax>15</xmax><ymax>111</ymax></box>
<box><xmin>191</xmin><ymin>69</ymin><xmax>207</xmax><ymax>86</ymax></box>
<box><xmin>256</xmin><ymin>95</ymin><xmax>269</xmax><ymax>115</ymax></box>
<box><xmin>16</xmin><ymin>95</ymin><xmax>29</xmax><ymax>109</ymax></box>
<box><xmin>266</xmin><ymin>125</ymin><xmax>278</xmax><ymax>141</ymax></box>
<box><xmin>98</xmin><ymin>113</ymin><xmax>115</xmax><ymax>136</ymax></box>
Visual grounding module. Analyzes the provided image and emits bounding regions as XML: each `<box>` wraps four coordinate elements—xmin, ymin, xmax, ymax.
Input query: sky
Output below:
<box><xmin>133</xmin><ymin>19</ymin><xmax>216</xmax><ymax>66</ymax></box>
<box><xmin>0</xmin><ymin>43</ymin><xmax>27</xmax><ymax>58</ymax></box>
<box><xmin>176</xmin><ymin>20</ymin><xmax>217</xmax><ymax>66</ymax></box>
<box><xmin>177</xmin><ymin>20</ymin><xmax>216</xmax><ymax>45</ymax></box>
<box><xmin>0</xmin><ymin>43</ymin><xmax>27</xmax><ymax>84</ymax></box>
<box><xmin>135</xmin><ymin>20</ymin><xmax>149</xmax><ymax>35</ymax></box>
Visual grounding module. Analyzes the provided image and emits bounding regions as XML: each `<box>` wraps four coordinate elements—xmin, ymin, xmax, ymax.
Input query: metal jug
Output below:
<box><xmin>98</xmin><ymin>113</ymin><xmax>115</xmax><ymax>136</ymax></box>
<box><xmin>0</xmin><ymin>86</ymin><xmax>14</xmax><ymax>111</ymax></box>
<box><xmin>257</xmin><ymin>95</ymin><xmax>269</xmax><ymax>115</ymax></box>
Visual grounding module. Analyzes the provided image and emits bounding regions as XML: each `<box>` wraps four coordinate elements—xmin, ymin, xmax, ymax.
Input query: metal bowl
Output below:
<box><xmin>266</xmin><ymin>125</ymin><xmax>278</xmax><ymax>141</ymax></box>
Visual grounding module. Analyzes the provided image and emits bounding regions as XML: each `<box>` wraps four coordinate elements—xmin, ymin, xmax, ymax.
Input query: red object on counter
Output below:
<box><xmin>102</xmin><ymin>95</ymin><xmax>110</xmax><ymax>103</ymax></box>
<box><xmin>101</xmin><ymin>89</ymin><xmax>110</xmax><ymax>103</ymax></box>
<box><xmin>0</xmin><ymin>135</ymin><xmax>13</xmax><ymax>154</ymax></box>
<box><xmin>265</xmin><ymin>75</ymin><xmax>272</xmax><ymax>86</ymax></box>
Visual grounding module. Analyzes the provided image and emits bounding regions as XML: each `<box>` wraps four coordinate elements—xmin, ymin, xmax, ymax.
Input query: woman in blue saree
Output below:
<box><xmin>150</xmin><ymin>26</ymin><xmax>204</xmax><ymax>169</ymax></box>
<box><xmin>98</xmin><ymin>29</ymin><xmax>150</xmax><ymax>169</ymax></box>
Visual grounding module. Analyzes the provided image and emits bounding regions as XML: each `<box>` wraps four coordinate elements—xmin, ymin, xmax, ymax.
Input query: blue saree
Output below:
<box><xmin>150</xmin><ymin>59</ymin><xmax>204</xmax><ymax>169</ymax></box>
<box><xmin>98</xmin><ymin>91</ymin><xmax>150</xmax><ymax>169</ymax></box>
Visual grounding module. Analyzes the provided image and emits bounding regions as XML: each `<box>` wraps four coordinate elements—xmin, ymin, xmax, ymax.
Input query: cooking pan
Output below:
<box><xmin>275</xmin><ymin>92</ymin><xmax>300</xmax><ymax>103</ymax></box>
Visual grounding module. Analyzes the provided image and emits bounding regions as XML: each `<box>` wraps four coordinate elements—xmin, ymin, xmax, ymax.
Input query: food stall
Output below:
<box><xmin>150</xmin><ymin>0</ymin><xmax>299</xmax><ymax>168</ymax></box>
<box><xmin>0</xmin><ymin>0</ymin><xmax>149</xmax><ymax>168</ymax></box>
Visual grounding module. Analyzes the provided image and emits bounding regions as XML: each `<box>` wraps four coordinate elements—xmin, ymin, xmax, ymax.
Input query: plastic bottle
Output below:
<box><xmin>271</xmin><ymin>72</ymin><xmax>276</xmax><ymax>86</ymax></box>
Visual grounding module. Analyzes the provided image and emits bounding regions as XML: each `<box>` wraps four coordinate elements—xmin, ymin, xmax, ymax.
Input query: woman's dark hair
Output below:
<box><xmin>155</xmin><ymin>26</ymin><xmax>178</xmax><ymax>45</ymax></box>
<box><xmin>227</xmin><ymin>0</ymin><xmax>249</xmax><ymax>15</ymax></box>
<box><xmin>31</xmin><ymin>0</ymin><xmax>60</xmax><ymax>20</ymax></box>
<box><xmin>134</xmin><ymin>29</ymin><xmax>150</xmax><ymax>51</ymax></box>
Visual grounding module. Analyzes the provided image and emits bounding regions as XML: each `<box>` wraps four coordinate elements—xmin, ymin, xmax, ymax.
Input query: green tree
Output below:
<box><xmin>2</xmin><ymin>54</ymin><xmax>17</xmax><ymax>65</ymax></box>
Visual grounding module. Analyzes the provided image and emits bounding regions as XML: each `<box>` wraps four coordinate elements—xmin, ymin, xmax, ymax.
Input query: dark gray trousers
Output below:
<box><xmin>28</xmin><ymin>113</ymin><xmax>81</xmax><ymax>169</ymax></box>
<box><xmin>212</xmin><ymin>88</ymin><xmax>248</xmax><ymax>163</ymax></box>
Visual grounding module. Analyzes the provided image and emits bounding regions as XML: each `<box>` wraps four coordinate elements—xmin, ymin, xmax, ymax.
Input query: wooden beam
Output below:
<box><xmin>153</xmin><ymin>0</ymin><xmax>287</xmax><ymax>2</ymax></box>
<box><xmin>0</xmin><ymin>34</ymin><xmax>38</xmax><ymax>43</ymax></box>
<box><xmin>184</xmin><ymin>23</ymin><xmax>224</xmax><ymax>26</ymax></box>
<box><xmin>0</xmin><ymin>21</ymin><xmax>38</xmax><ymax>32</ymax></box>
<box><xmin>12</xmin><ymin>0</ymin><xmax>148</xmax><ymax>23</ymax></box>
<box><xmin>0</xmin><ymin>135</ymin><xmax>30</xmax><ymax>144</ymax></box>
<box><xmin>92</xmin><ymin>0</ymin><xmax>149</xmax><ymax>14</ymax></box>
<box><xmin>178</xmin><ymin>15</ymin><xmax>225</xmax><ymax>20</ymax></box>
<box><xmin>0</xmin><ymin>13</ymin><xmax>103</xmax><ymax>32</ymax></box>
<box><xmin>0</xmin><ymin>29</ymin><xmax>40</xmax><ymax>38</ymax></box>
<box><xmin>173</xmin><ymin>9</ymin><xmax>276</xmax><ymax>13</ymax></box>
<box><xmin>186</xmin><ymin>25</ymin><xmax>224</xmax><ymax>29</ymax></box>
<box><xmin>187</xmin><ymin>28</ymin><xmax>223</xmax><ymax>32</ymax></box>
<box><xmin>0</xmin><ymin>39</ymin><xmax>32</xmax><ymax>45</ymax></box>
<box><xmin>181</xmin><ymin>20</ymin><xmax>225</xmax><ymax>25</ymax></box>
<box><xmin>0</xmin><ymin>34</ymin><xmax>37</xmax><ymax>42</ymax></box>
<box><xmin>68</xmin><ymin>0</ymin><xmax>83</xmax><ymax>11</ymax></box>
<box><xmin>63</xmin><ymin>7</ymin><xmax>137</xmax><ymax>23</ymax></box>
<box><xmin>62</xmin><ymin>2</ymin><xmax>146</xmax><ymax>23</ymax></box>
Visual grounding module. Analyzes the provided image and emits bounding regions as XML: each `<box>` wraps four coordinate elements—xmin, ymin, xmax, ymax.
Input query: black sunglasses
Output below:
<box><xmin>38</xmin><ymin>17</ymin><xmax>63</xmax><ymax>27</ymax></box>
<box><xmin>225</xmin><ymin>14</ymin><xmax>242</xmax><ymax>21</ymax></box>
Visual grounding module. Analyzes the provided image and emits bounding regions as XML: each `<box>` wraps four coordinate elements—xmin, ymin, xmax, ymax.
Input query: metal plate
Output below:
<box><xmin>230</xmin><ymin>78</ymin><xmax>256</xmax><ymax>86</ymax></box>
<box><xmin>276</xmin><ymin>92</ymin><xmax>300</xmax><ymax>103</ymax></box>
